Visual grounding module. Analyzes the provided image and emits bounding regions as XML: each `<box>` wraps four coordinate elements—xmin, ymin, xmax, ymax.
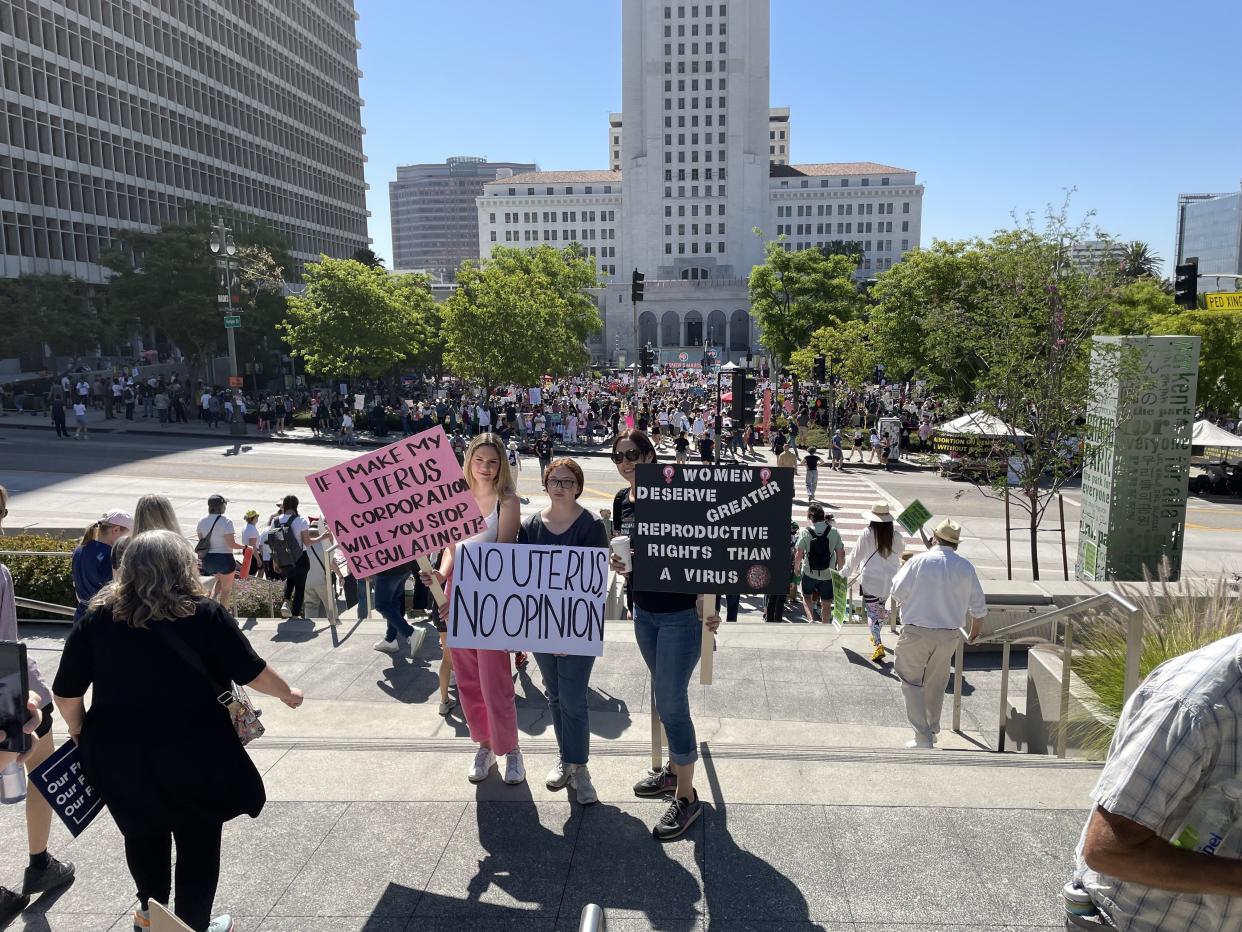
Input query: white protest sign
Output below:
<box><xmin>354</xmin><ymin>393</ymin><xmax>365</xmax><ymax>411</ymax></box>
<box><xmin>448</xmin><ymin>542</ymin><xmax>609</xmax><ymax>656</ymax></box>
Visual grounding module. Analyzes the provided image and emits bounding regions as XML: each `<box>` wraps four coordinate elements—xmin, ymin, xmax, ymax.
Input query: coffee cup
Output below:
<box><xmin>610</xmin><ymin>535</ymin><xmax>632</xmax><ymax>573</ymax></box>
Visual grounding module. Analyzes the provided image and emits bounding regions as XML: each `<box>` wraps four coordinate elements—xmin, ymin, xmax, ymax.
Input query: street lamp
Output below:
<box><xmin>209</xmin><ymin>219</ymin><xmax>246</xmax><ymax>436</ymax></box>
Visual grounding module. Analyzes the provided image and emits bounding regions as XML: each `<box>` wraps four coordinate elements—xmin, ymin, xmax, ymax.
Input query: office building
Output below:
<box><xmin>478</xmin><ymin>0</ymin><xmax>924</xmax><ymax>364</ymax></box>
<box><xmin>1176</xmin><ymin>190</ymin><xmax>1242</xmax><ymax>287</ymax></box>
<box><xmin>0</xmin><ymin>0</ymin><xmax>371</xmax><ymax>283</ymax></box>
<box><xmin>390</xmin><ymin>156</ymin><xmax>537</xmax><ymax>280</ymax></box>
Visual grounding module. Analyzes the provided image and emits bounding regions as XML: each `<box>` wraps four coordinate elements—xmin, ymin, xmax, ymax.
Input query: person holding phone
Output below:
<box><xmin>609</xmin><ymin>430</ymin><xmax>721</xmax><ymax>841</ymax></box>
<box><xmin>520</xmin><ymin>457</ymin><xmax>608</xmax><ymax>806</ymax></box>
<box><xmin>0</xmin><ymin>485</ymin><xmax>75</xmax><ymax>925</ymax></box>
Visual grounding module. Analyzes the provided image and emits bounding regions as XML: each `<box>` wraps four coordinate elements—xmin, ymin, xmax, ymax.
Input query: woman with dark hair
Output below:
<box><xmin>521</xmin><ymin>457</ymin><xmax>608</xmax><ymax>805</ymax></box>
<box><xmin>196</xmin><ymin>495</ymin><xmax>238</xmax><ymax>610</ymax></box>
<box><xmin>843</xmin><ymin>501</ymin><xmax>905</xmax><ymax>662</ymax></box>
<box><xmin>609</xmin><ymin>429</ymin><xmax>721</xmax><ymax>841</ymax></box>
<box><xmin>272</xmin><ymin>495</ymin><xmax>328</xmax><ymax>621</ymax></box>
<box><xmin>54</xmin><ymin>530</ymin><xmax>303</xmax><ymax>932</ymax></box>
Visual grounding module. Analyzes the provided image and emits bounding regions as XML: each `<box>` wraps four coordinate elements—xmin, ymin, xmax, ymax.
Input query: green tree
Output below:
<box><xmin>1148</xmin><ymin>309</ymin><xmax>1242</xmax><ymax>413</ymax></box>
<box><xmin>1119</xmin><ymin>241</ymin><xmax>1162</xmax><ymax>281</ymax></box>
<box><xmin>0</xmin><ymin>275</ymin><xmax>106</xmax><ymax>365</ymax></box>
<box><xmin>280</xmin><ymin>260</ymin><xmax>437</xmax><ymax>379</ymax></box>
<box><xmin>748</xmin><ymin>239</ymin><xmax>863</xmax><ymax>368</ymax></box>
<box><xmin>789</xmin><ymin>319</ymin><xmax>878</xmax><ymax>391</ymax></box>
<box><xmin>351</xmin><ymin>247</ymin><xmax>385</xmax><ymax>269</ymax></box>
<box><xmin>441</xmin><ymin>245</ymin><xmax>601</xmax><ymax>390</ymax></box>
<box><xmin>1097</xmin><ymin>277</ymin><xmax>1178</xmax><ymax>335</ymax></box>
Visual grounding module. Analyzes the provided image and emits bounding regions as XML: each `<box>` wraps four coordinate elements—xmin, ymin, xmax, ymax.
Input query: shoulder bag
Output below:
<box><xmin>152</xmin><ymin>622</ymin><xmax>265</xmax><ymax>746</ymax></box>
<box><xmin>195</xmin><ymin>515</ymin><xmax>221</xmax><ymax>556</ymax></box>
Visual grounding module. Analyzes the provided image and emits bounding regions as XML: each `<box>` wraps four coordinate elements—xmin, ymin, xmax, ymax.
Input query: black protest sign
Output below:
<box><xmin>305</xmin><ymin>425</ymin><xmax>486</xmax><ymax>579</ymax></box>
<box><xmin>631</xmin><ymin>464</ymin><xmax>794</xmax><ymax>594</ymax></box>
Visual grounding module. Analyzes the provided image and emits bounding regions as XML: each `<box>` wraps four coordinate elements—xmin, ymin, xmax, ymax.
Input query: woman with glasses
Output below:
<box><xmin>608</xmin><ymin>429</ymin><xmax>721</xmax><ymax>841</ymax></box>
<box><xmin>519</xmin><ymin>457</ymin><xmax>608</xmax><ymax>805</ymax></box>
<box><xmin>422</xmin><ymin>434</ymin><xmax>524</xmax><ymax>784</ymax></box>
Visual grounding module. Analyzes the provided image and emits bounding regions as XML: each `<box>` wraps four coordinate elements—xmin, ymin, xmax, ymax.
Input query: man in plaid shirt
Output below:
<box><xmin>1075</xmin><ymin>633</ymin><xmax>1242</xmax><ymax>930</ymax></box>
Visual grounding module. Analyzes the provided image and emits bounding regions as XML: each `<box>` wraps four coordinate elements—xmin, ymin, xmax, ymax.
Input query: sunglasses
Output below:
<box><xmin>610</xmin><ymin>449</ymin><xmax>642</xmax><ymax>464</ymax></box>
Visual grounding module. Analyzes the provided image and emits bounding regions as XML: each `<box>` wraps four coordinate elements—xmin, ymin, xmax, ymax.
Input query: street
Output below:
<box><xmin>4</xmin><ymin>424</ymin><xmax>1239</xmax><ymax>583</ymax></box>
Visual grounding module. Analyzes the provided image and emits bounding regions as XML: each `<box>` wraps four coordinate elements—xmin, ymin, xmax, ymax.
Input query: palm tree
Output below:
<box><xmin>1120</xmin><ymin>241</ymin><xmax>1161</xmax><ymax>280</ymax></box>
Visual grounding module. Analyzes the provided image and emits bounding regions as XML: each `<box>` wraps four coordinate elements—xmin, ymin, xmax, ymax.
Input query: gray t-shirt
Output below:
<box><xmin>517</xmin><ymin>510</ymin><xmax>608</xmax><ymax>550</ymax></box>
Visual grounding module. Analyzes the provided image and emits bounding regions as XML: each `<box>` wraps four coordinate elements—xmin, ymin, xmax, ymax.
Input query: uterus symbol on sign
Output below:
<box><xmin>759</xmin><ymin>468</ymin><xmax>771</xmax><ymax>485</ymax></box>
<box><xmin>663</xmin><ymin>466</ymin><xmax>676</xmax><ymax>484</ymax></box>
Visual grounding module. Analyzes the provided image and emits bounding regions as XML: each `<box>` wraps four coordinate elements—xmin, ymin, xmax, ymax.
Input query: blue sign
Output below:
<box><xmin>30</xmin><ymin>741</ymin><xmax>103</xmax><ymax>837</ymax></box>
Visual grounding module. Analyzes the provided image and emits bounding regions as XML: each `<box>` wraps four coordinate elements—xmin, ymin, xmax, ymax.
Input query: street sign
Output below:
<box><xmin>216</xmin><ymin>294</ymin><xmax>230</xmax><ymax>304</ymax></box>
<box><xmin>223</xmin><ymin>315</ymin><xmax>241</xmax><ymax>329</ymax></box>
<box><xmin>228</xmin><ymin>376</ymin><xmax>243</xmax><ymax>388</ymax></box>
<box><xmin>1205</xmin><ymin>292</ymin><xmax>1242</xmax><ymax>311</ymax></box>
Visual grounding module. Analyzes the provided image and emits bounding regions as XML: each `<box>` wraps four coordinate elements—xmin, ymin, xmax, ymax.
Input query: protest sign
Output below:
<box><xmin>830</xmin><ymin>569</ymin><xmax>849</xmax><ymax>630</ymax></box>
<box><xmin>150</xmin><ymin>901</ymin><xmax>193</xmax><ymax>932</ymax></box>
<box><xmin>631</xmin><ymin>464</ymin><xmax>795</xmax><ymax>595</ymax></box>
<box><xmin>448</xmin><ymin>542</ymin><xmax>609</xmax><ymax>656</ymax></box>
<box><xmin>305</xmin><ymin>426</ymin><xmax>485</xmax><ymax>582</ymax></box>
<box><xmin>897</xmin><ymin>499</ymin><xmax>933</xmax><ymax>537</ymax></box>
<box><xmin>30</xmin><ymin>741</ymin><xmax>103</xmax><ymax>837</ymax></box>
<box><xmin>353</xmin><ymin>393</ymin><xmax>365</xmax><ymax>412</ymax></box>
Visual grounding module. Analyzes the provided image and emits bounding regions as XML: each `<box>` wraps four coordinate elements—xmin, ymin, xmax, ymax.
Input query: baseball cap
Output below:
<box><xmin>102</xmin><ymin>511</ymin><xmax>134</xmax><ymax>530</ymax></box>
<box><xmin>208</xmin><ymin>494</ymin><xmax>228</xmax><ymax>508</ymax></box>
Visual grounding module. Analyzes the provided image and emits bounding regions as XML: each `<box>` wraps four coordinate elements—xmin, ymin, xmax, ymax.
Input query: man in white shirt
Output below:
<box><xmin>889</xmin><ymin>518</ymin><xmax>987</xmax><ymax>748</ymax></box>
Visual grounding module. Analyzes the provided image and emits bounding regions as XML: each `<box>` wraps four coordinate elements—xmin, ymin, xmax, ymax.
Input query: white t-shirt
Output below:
<box><xmin>196</xmin><ymin>514</ymin><xmax>236</xmax><ymax>554</ymax></box>
<box><xmin>341</xmin><ymin>413</ymin><xmax>354</xmax><ymax>430</ymax></box>
<box><xmin>76</xmin><ymin>381</ymin><xmax>89</xmax><ymax>397</ymax></box>
<box><xmin>241</xmin><ymin>523</ymin><xmax>261</xmax><ymax>550</ymax></box>
<box><xmin>72</xmin><ymin>402</ymin><xmax>86</xmax><ymax>417</ymax></box>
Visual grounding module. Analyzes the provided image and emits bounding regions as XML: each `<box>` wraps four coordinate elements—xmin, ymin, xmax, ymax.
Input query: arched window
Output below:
<box><xmin>729</xmin><ymin>309</ymin><xmax>751</xmax><ymax>351</ymax></box>
<box><xmin>684</xmin><ymin>310</ymin><xmax>704</xmax><ymax>347</ymax></box>
<box><xmin>660</xmin><ymin>311</ymin><xmax>681</xmax><ymax>348</ymax></box>
<box><xmin>639</xmin><ymin>311</ymin><xmax>658</xmax><ymax>348</ymax></box>
<box><xmin>706</xmin><ymin>310</ymin><xmax>727</xmax><ymax>347</ymax></box>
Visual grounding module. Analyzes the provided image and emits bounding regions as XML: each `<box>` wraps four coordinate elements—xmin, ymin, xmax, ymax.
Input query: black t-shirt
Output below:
<box><xmin>535</xmin><ymin>438</ymin><xmax>555</xmax><ymax>459</ymax></box>
<box><xmin>804</xmin><ymin>455</ymin><xmax>821</xmax><ymax>472</ymax></box>
<box><xmin>612</xmin><ymin>488</ymin><xmax>698</xmax><ymax>614</ymax></box>
<box><xmin>518</xmin><ymin>510</ymin><xmax>608</xmax><ymax>549</ymax></box>
<box><xmin>674</xmin><ymin>436</ymin><xmax>690</xmax><ymax>452</ymax></box>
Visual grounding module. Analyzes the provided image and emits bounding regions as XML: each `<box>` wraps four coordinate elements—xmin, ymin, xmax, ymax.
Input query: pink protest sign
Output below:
<box><xmin>305</xmin><ymin>425</ymin><xmax>485</xmax><ymax>580</ymax></box>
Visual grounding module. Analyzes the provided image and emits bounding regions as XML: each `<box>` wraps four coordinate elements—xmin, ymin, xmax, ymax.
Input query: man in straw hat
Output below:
<box><xmin>888</xmin><ymin>518</ymin><xmax>987</xmax><ymax>749</ymax></box>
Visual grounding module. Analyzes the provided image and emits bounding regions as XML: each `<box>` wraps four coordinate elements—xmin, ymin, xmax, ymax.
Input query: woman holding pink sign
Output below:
<box><xmin>423</xmin><ymin>433</ymin><xmax>524</xmax><ymax>785</ymax></box>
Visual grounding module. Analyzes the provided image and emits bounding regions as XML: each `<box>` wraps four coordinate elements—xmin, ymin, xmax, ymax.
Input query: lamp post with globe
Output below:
<box><xmin>209</xmin><ymin>219</ymin><xmax>247</xmax><ymax>436</ymax></box>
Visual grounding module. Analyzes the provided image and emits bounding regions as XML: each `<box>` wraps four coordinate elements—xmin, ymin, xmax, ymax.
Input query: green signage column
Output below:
<box><xmin>1076</xmin><ymin>335</ymin><xmax>1200</xmax><ymax>582</ymax></box>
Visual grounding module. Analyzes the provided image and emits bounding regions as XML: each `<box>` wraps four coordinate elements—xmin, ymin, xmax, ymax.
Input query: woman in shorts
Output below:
<box><xmin>196</xmin><ymin>494</ymin><xmax>239</xmax><ymax>610</ymax></box>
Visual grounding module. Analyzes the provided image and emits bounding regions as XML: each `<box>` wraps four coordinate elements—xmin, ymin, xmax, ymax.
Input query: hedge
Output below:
<box><xmin>1</xmin><ymin>534</ymin><xmax>76</xmax><ymax>618</ymax></box>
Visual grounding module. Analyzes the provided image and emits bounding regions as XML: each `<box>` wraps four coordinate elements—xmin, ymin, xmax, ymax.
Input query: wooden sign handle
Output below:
<box><xmin>417</xmin><ymin>555</ymin><xmax>448</xmax><ymax>608</ymax></box>
<box><xmin>699</xmin><ymin>595</ymin><xmax>714</xmax><ymax>685</ymax></box>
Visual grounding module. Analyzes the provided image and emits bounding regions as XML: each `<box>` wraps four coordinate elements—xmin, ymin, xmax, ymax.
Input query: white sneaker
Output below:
<box><xmin>905</xmin><ymin>737</ymin><xmax>933</xmax><ymax>750</ymax></box>
<box><xmin>408</xmin><ymin>627</ymin><xmax>427</xmax><ymax>659</ymax></box>
<box><xmin>545</xmin><ymin>758</ymin><xmax>570</xmax><ymax>790</ymax></box>
<box><xmin>503</xmin><ymin>749</ymin><xmax>527</xmax><ymax>785</ymax></box>
<box><xmin>438</xmin><ymin>697</ymin><xmax>456</xmax><ymax>716</ymax></box>
<box><xmin>468</xmin><ymin>747</ymin><xmax>496</xmax><ymax>783</ymax></box>
<box><xmin>279</xmin><ymin>600</ymin><xmax>292</xmax><ymax>618</ymax></box>
<box><xmin>569</xmin><ymin>764</ymin><xmax>598</xmax><ymax>805</ymax></box>
<box><xmin>373</xmin><ymin>638</ymin><xmax>400</xmax><ymax>655</ymax></box>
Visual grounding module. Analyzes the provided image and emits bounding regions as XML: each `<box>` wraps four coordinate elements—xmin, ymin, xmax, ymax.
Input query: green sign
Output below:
<box><xmin>831</xmin><ymin>570</ymin><xmax>849</xmax><ymax>630</ymax></box>
<box><xmin>1081</xmin><ymin>540</ymin><xmax>1098</xmax><ymax>581</ymax></box>
<box><xmin>223</xmin><ymin>315</ymin><xmax>241</xmax><ymax>329</ymax></box>
<box><xmin>897</xmin><ymin>499</ymin><xmax>932</xmax><ymax>537</ymax></box>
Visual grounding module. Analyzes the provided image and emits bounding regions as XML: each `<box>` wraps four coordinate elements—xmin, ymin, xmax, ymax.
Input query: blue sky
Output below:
<box><xmin>357</xmin><ymin>0</ymin><xmax>1241</xmax><ymax>275</ymax></box>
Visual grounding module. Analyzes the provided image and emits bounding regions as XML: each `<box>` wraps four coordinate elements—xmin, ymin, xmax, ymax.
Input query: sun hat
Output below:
<box><xmin>864</xmin><ymin>502</ymin><xmax>894</xmax><ymax>523</ymax></box>
<box><xmin>933</xmin><ymin>518</ymin><xmax>962</xmax><ymax>545</ymax></box>
<box><xmin>101</xmin><ymin>511</ymin><xmax>134</xmax><ymax>530</ymax></box>
<box><xmin>244</xmin><ymin>509</ymin><xmax>260</xmax><ymax>520</ymax></box>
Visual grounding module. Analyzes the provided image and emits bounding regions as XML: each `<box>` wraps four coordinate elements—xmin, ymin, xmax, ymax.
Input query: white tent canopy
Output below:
<box><xmin>1192</xmin><ymin>419</ymin><xmax>1242</xmax><ymax>449</ymax></box>
<box><xmin>936</xmin><ymin>410</ymin><xmax>1030</xmax><ymax>439</ymax></box>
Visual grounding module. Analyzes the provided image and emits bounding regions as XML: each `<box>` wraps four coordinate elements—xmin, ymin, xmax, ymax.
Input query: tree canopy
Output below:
<box><xmin>0</xmin><ymin>275</ymin><xmax>109</xmax><ymax>365</ymax></box>
<box><xmin>440</xmin><ymin>245</ymin><xmax>601</xmax><ymax>389</ymax></box>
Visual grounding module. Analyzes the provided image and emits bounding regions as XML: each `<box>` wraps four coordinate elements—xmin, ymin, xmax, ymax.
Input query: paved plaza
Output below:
<box><xmin>2</xmin><ymin>617</ymin><xmax>1101</xmax><ymax>931</ymax></box>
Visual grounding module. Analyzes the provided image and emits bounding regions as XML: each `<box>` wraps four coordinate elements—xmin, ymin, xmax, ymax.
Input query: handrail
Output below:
<box><xmin>15</xmin><ymin>596</ymin><xmax>75</xmax><ymax>618</ymax></box>
<box><xmin>0</xmin><ymin>550</ymin><xmax>74</xmax><ymax>558</ymax></box>
<box><xmin>579</xmin><ymin>903</ymin><xmax>606</xmax><ymax>932</ymax></box>
<box><xmin>952</xmin><ymin>591</ymin><xmax>1142</xmax><ymax>758</ymax></box>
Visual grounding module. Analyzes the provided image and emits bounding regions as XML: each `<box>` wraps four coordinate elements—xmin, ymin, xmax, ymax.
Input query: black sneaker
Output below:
<box><xmin>633</xmin><ymin>762</ymin><xmax>677</xmax><ymax>798</ymax></box>
<box><xmin>653</xmin><ymin>792</ymin><xmax>702</xmax><ymax>841</ymax></box>
<box><xmin>23</xmin><ymin>855</ymin><xmax>75</xmax><ymax>896</ymax></box>
<box><xmin>0</xmin><ymin>887</ymin><xmax>29</xmax><ymax>925</ymax></box>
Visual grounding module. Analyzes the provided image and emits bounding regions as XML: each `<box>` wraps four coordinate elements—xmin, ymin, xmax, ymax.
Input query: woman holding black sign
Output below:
<box><xmin>422</xmin><ymin>434</ymin><xmax>524</xmax><ymax>785</ymax></box>
<box><xmin>519</xmin><ymin>457</ymin><xmax>608</xmax><ymax>805</ymax></box>
<box><xmin>609</xmin><ymin>429</ymin><xmax>721</xmax><ymax>841</ymax></box>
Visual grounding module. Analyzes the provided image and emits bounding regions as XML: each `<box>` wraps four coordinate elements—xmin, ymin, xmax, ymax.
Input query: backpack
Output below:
<box><xmin>267</xmin><ymin>516</ymin><xmax>302</xmax><ymax>569</ymax></box>
<box><xmin>806</xmin><ymin>527</ymin><xmax>833</xmax><ymax>572</ymax></box>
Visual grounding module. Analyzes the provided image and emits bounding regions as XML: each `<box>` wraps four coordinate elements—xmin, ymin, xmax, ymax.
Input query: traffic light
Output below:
<box><xmin>640</xmin><ymin>344</ymin><xmax>655</xmax><ymax>375</ymax></box>
<box><xmin>731</xmin><ymin>368</ymin><xmax>758</xmax><ymax>424</ymax></box>
<box><xmin>813</xmin><ymin>353</ymin><xmax>826</xmax><ymax>383</ymax></box>
<box><xmin>1175</xmin><ymin>257</ymin><xmax>1198</xmax><ymax>309</ymax></box>
<box><xmin>631</xmin><ymin>269</ymin><xmax>645</xmax><ymax>303</ymax></box>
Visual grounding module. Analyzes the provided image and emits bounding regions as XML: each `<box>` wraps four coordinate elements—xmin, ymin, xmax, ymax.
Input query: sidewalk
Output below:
<box><xmin>4</xmin><ymin>618</ymin><xmax>1098</xmax><ymax>931</ymax></box>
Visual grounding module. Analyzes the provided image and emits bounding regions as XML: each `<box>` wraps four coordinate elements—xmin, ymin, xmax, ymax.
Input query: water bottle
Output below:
<box><xmin>1171</xmin><ymin>779</ymin><xmax>1242</xmax><ymax>856</ymax></box>
<box><xmin>0</xmin><ymin>761</ymin><xmax>27</xmax><ymax>805</ymax></box>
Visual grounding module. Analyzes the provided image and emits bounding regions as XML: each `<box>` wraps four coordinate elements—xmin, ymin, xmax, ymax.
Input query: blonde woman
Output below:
<box><xmin>422</xmin><ymin>433</ymin><xmax>523</xmax><ymax>784</ymax></box>
<box><xmin>53</xmin><ymin>530</ymin><xmax>303</xmax><ymax>932</ymax></box>
<box><xmin>132</xmin><ymin>494</ymin><xmax>181</xmax><ymax>535</ymax></box>
<box><xmin>71</xmin><ymin>511</ymin><xmax>133</xmax><ymax>621</ymax></box>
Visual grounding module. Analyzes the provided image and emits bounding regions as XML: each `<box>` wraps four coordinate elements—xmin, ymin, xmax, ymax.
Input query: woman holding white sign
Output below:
<box><xmin>609</xmin><ymin>429</ymin><xmax>721</xmax><ymax>841</ymax></box>
<box><xmin>518</xmin><ymin>457</ymin><xmax>609</xmax><ymax>806</ymax></box>
<box><xmin>422</xmin><ymin>434</ymin><xmax>524</xmax><ymax>785</ymax></box>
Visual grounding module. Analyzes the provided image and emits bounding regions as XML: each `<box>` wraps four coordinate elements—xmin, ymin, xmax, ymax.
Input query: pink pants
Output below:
<box><xmin>449</xmin><ymin>647</ymin><xmax>519</xmax><ymax>756</ymax></box>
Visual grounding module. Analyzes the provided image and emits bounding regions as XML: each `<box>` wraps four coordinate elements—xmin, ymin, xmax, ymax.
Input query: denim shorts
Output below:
<box><xmin>801</xmin><ymin>575</ymin><xmax>834</xmax><ymax>599</ymax></box>
<box><xmin>201</xmin><ymin>553</ymin><xmax>236</xmax><ymax>576</ymax></box>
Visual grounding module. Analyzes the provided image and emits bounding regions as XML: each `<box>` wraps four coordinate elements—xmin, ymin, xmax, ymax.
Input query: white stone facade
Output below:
<box><xmin>477</xmin><ymin>0</ymin><xmax>924</xmax><ymax>365</ymax></box>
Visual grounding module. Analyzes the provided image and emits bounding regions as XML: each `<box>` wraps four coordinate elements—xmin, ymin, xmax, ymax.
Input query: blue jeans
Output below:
<box><xmin>533</xmin><ymin>653</ymin><xmax>596</xmax><ymax>765</ymax></box>
<box><xmin>373</xmin><ymin>567</ymin><xmax>413</xmax><ymax>643</ymax></box>
<box><xmin>633</xmin><ymin>606</ymin><xmax>702</xmax><ymax>765</ymax></box>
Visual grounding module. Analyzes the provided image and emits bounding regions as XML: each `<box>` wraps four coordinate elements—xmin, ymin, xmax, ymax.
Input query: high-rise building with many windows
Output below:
<box><xmin>1176</xmin><ymin>190</ymin><xmax>1242</xmax><ymax>287</ymax></box>
<box><xmin>0</xmin><ymin>0</ymin><xmax>370</xmax><ymax>283</ymax></box>
<box><xmin>477</xmin><ymin>0</ymin><xmax>924</xmax><ymax>364</ymax></box>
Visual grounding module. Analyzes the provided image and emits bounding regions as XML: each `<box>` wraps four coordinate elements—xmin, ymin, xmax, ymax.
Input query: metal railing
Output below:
<box><xmin>579</xmin><ymin>904</ymin><xmax>606</xmax><ymax>932</ymax></box>
<box><xmin>15</xmin><ymin>596</ymin><xmax>75</xmax><ymax>617</ymax></box>
<box><xmin>951</xmin><ymin>592</ymin><xmax>1141</xmax><ymax>757</ymax></box>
